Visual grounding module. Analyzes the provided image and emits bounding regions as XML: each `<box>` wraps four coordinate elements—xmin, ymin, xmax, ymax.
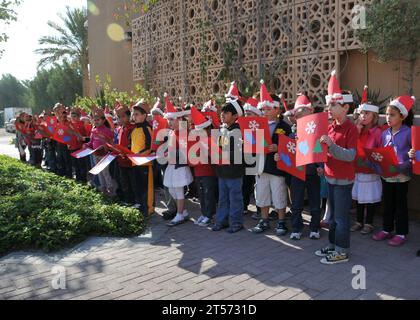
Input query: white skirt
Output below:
<box><xmin>352</xmin><ymin>173</ymin><xmax>382</xmax><ymax>204</ymax></box>
<box><xmin>163</xmin><ymin>164</ymin><xmax>193</xmax><ymax>188</ymax></box>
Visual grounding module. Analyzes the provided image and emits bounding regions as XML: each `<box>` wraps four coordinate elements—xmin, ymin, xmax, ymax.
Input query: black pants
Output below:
<box><xmin>130</xmin><ymin>166</ymin><xmax>150</xmax><ymax>215</ymax></box>
<box><xmin>30</xmin><ymin>144</ymin><xmax>43</xmax><ymax>167</ymax></box>
<box><xmin>382</xmin><ymin>180</ymin><xmax>409</xmax><ymax>235</ymax></box>
<box><xmin>70</xmin><ymin>150</ymin><xmax>87</xmax><ymax>182</ymax></box>
<box><xmin>196</xmin><ymin>176</ymin><xmax>218</xmax><ymax>219</ymax></box>
<box><xmin>56</xmin><ymin>143</ymin><xmax>72</xmax><ymax>178</ymax></box>
<box><xmin>356</xmin><ymin>203</ymin><xmax>376</xmax><ymax>225</ymax></box>
<box><xmin>119</xmin><ymin>166</ymin><xmax>135</xmax><ymax>204</ymax></box>
<box><xmin>242</xmin><ymin>174</ymin><xmax>255</xmax><ymax>210</ymax></box>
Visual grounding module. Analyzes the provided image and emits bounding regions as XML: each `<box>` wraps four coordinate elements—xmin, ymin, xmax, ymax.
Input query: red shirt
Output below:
<box><xmin>69</xmin><ymin>120</ymin><xmax>88</xmax><ymax>150</ymax></box>
<box><xmin>324</xmin><ymin>119</ymin><xmax>358</xmax><ymax>181</ymax></box>
<box><xmin>116</xmin><ymin>123</ymin><xmax>135</xmax><ymax>167</ymax></box>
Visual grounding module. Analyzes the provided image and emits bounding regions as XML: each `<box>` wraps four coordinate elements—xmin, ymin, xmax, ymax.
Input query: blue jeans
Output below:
<box><xmin>327</xmin><ymin>183</ymin><xmax>353</xmax><ymax>254</ymax></box>
<box><xmin>215</xmin><ymin>178</ymin><xmax>244</xmax><ymax>228</ymax></box>
<box><xmin>290</xmin><ymin>175</ymin><xmax>321</xmax><ymax>232</ymax></box>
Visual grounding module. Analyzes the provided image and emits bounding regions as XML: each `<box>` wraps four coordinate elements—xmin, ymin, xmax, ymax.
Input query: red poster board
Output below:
<box><xmin>151</xmin><ymin>115</ymin><xmax>168</xmax><ymax>151</ymax></box>
<box><xmin>52</xmin><ymin>123</ymin><xmax>78</xmax><ymax>148</ymax></box>
<box><xmin>277</xmin><ymin>135</ymin><xmax>306</xmax><ymax>181</ymax></box>
<box><xmin>238</xmin><ymin>116</ymin><xmax>272</xmax><ymax>154</ymax></box>
<box><xmin>365</xmin><ymin>146</ymin><xmax>399</xmax><ymax>178</ymax></box>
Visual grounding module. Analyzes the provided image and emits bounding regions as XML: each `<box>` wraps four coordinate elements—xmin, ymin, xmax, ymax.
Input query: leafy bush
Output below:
<box><xmin>0</xmin><ymin>155</ymin><xmax>145</xmax><ymax>256</ymax></box>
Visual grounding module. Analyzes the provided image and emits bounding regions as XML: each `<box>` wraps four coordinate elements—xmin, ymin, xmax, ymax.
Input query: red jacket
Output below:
<box><xmin>324</xmin><ymin>119</ymin><xmax>358</xmax><ymax>181</ymax></box>
<box><xmin>69</xmin><ymin>120</ymin><xmax>88</xmax><ymax>151</ymax></box>
<box><xmin>116</xmin><ymin>123</ymin><xmax>135</xmax><ymax>167</ymax></box>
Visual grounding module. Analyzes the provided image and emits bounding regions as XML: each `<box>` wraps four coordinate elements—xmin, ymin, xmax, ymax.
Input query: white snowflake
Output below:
<box><xmin>49</xmin><ymin>119</ymin><xmax>55</xmax><ymax>125</ymax></box>
<box><xmin>249</xmin><ymin>120</ymin><xmax>260</xmax><ymax>131</ymax></box>
<box><xmin>305</xmin><ymin>121</ymin><xmax>317</xmax><ymax>135</ymax></box>
<box><xmin>286</xmin><ymin>141</ymin><xmax>296</xmax><ymax>154</ymax></box>
<box><xmin>371</xmin><ymin>152</ymin><xmax>383</xmax><ymax>162</ymax></box>
<box><xmin>57</xmin><ymin>128</ymin><xmax>64</xmax><ymax>136</ymax></box>
<box><xmin>153</xmin><ymin>120</ymin><xmax>159</xmax><ymax>130</ymax></box>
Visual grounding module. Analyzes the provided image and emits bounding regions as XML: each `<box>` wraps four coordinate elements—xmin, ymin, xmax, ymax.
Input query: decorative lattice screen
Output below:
<box><xmin>132</xmin><ymin>0</ymin><xmax>369</xmax><ymax>106</ymax></box>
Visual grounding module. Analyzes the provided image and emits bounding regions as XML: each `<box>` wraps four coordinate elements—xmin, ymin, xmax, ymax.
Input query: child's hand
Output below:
<box><xmin>317</xmin><ymin>167</ymin><xmax>324</xmax><ymax>176</ymax></box>
<box><xmin>268</xmin><ymin>144</ymin><xmax>278</xmax><ymax>153</ymax></box>
<box><xmin>408</xmin><ymin>149</ymin><xmax>416</xmax><ymax>160</ymax></box>
<box><xmin>320</xmin><ymin>135</ymin><xmax>332</xmax><ymax>147</ymax></box>
<box><xmin>274</xmin><ymin>153</ymin><xmax>279</xmax><ymax>162</ymax></box>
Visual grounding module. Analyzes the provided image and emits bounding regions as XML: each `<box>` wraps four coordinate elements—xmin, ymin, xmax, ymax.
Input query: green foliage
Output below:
<box><xmin>24</xmin><ymin>61</ymin><xmax>83</xmax><ymax>113</ymax></box>
<box><xmin>356</xmin><ymin>0</ymin><xmax>420</xmax><ymax>95</ymax></box>
<box><xmin>0</xmin><ymin>74</ymin><xmax>27</xmax><ymax>109</ymax></box>
<box><xmin>113</xmin><ymin>0</ymin><xmax>160</xmax><ymax>28</ymax></box>
<box><xmin>74</xmin><ymin>74</ymin><xmax>153</xmax><ymax>111</ymax></box>
<box><xmin>0</xmin><ymin>0</ymin><xmax>22</xmax><ymax>56</ymax></box>
<box><xmin>0</xmin><ymin>155</ymin><xmax>145</xmax><ymax>256</ymax></box>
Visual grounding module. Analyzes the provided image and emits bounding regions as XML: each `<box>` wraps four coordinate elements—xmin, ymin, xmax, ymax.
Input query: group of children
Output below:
<box><xmin>14</xmin><ymin>69</ymin><xmax>418</xmax><ymax>265</ymax></box>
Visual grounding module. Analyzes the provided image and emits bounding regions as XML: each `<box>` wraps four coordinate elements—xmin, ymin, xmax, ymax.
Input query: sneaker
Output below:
<box><xmin>162</xmin><ymin>210</ymin><xmax>177</xmax><ymax>220</ymax></box>
<box><xmin>315</xmin><ymin>246</ymin><xmax>335</xmax><ymax>257</ymax></box>
<box><xmin>350</xmin><ymin>222</ymin><xmax>363</xmax><ymax>232</ymax></box>
<box><xmin>309</xmin><ymin>231</ymin><xmax>321</xmax><ymax>240</ymax></box>
<box><xmin>320</xmin><ymin>251</ymin><xmax>349</xmax><ymax>265</ymax></box>
<box><xmin>290</xmin><ymin>232</ymin><xmax>302</xmax><ymax>240</ymax></box>
<box><xmin>195</xmin><ymin>215</ymin><xmax>206</xmax><ymax>225</ymax></box>
<box><xmin>372</xmin><ymin>230</ymin><xmax>392</xmax><ymax>241</ymax></box>
<box><xmin>275</xmin><ymin>221</ymin><xmax>288</xmax><ymax>236</ymax></box>
<box><xmin>360</xmin><ymin>224</ymin><xmax>374</xmax><ymax>235</ymax></box>
<box><xmin>388</xmin><ymin>235</ymin><xmax>406</xmax><ymax>247</ymax></box>
<box><xmin>251</xmin><ymin>219</ymin><xmax>270</xmax><ymax>234</ymax></box>
<box><xmin>251</xmin><ymin>212</ymin><xmax>261</xmax><ymax>220</ymax></box>
<box><xmin>167</xmin><ymin>213</ymin><xmax>186</xmax><ymax>227</ymax></box>
<box><xmin>198</xmin><ymin>217</ymin><xmax>211</xmax><ymax>227</ymax></box>
<box><xmin>211</xmin><ymin>223</ymin><xmax>229</xmax><ymax>232</ymax></box>
<box><xmin>182</xmin><ymin>210</ymin><xmax>190</xmax><ymax>219</ymax></box>
<box><xmin>226</xmin><ymin>225</ymin><xmax>244</xmax><ymax>233</ymax></box>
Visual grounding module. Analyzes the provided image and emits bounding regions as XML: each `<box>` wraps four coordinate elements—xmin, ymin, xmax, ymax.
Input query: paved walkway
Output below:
<box><xmin>1</xmin><ymin>130</ymin><xmax>420</xmax><ymax>300</ymax></box>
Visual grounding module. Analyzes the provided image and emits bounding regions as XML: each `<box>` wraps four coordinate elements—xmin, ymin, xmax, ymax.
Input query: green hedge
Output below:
<box><xmin>0</xmin><ymin>155</ymin><xmax>145</xmax><ymax>256</ymax></box>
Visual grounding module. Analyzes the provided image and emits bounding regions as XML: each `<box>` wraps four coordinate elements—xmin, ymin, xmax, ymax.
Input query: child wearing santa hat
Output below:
<box><xmin>372</xmin><ymin>95</ymin><xmax>415</xmax><ymax>246</ymax></box>
<box><xmin>278</xmin><ymin>94</ymin><xmax>323</xmax><ymax>241</ymax></box>
<box><xmin>251</xmin><ymin>81</ymin><xmax>291</xmax><ymax>237</ymax></box>
<box><xmin>351</xmin><ymin>86</ymin><xmax>383</xmax><ymax>235</ymax></box>
<box><xmin>212</xmin><ymin>82</ymin><xmax>246</xmax><ymax>233</ymax></box>
<box><xmin>163</xmin><ymin>94</ymin><xmax>194</xmax><ymax>226</ymax></box>
<box><xmin>189</xmin><ymin>106</ymin><xmax>218</xmax><ymax>227</ymax></box>
<box><xmin>316</xmin><ymin>70</ymin><xmax>359</xmax><ymax>265</ymax></box>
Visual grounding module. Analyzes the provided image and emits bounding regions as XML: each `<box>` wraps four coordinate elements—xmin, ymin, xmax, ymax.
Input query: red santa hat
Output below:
<box><xmin>202</xmin><ymin>99</ymin><xmax>218</xmax><ymax>113</ymax></box>
<box><xmin>164</xmin><ymin>93</ymin><xmax>185</xmax><ymax>119</ymax></box>
<box><xmin>225</xmin><ymin>81</ymin><xmax>240</xmax><ymax>101</ymax></box>
<box><xmin>390</xmin><ymin>95</ymin><xmax>416</xmax><ymax>117</ymax></box>
<box><xmin>358</xmin><ymin>85</ymin><xmax>379</xmax><ymax>113</ymax></box>
<box><xmin>150</xmin><ymin>98</ymin><xmax>164</xmax><ymax>116</ymax></box>
<box><xmin>191</xmin><ymin>106</ymin><xmax>212</xmax><ymax>129</ymax></box>
<box><xmin>325</xmin><ymin>70</ymin><xmax>353</xmax><ymax>105</ymax></box>
<box><xmin>258</xmin><ymin>80</ymin><xmax>277</xmax><ymax>109</ymax></box>
<box><xmin>279</xmin><ymin>94</ymin><xmax>290</xmax><ymax>112</ymax></box>
<box><xmin>243</xmin><ymin>97</ymin><xmax>262</xmax><ymax>116</ymax></box>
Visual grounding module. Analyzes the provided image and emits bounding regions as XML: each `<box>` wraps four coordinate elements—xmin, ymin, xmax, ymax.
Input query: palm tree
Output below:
<box><xmin>35</xmin><ymin>6</ymin><xmax>89</xmax><ymax>96</ymax></box>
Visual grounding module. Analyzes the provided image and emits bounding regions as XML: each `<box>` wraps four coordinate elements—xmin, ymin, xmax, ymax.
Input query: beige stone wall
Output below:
<box><xmin>87</xmin><ymin>0</ymin><xmax>136</xmax><ymax>96</ymax></box>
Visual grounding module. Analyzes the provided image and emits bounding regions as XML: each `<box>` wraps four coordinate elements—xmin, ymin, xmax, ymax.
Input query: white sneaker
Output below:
<box><xmin>195</xmin><ymin>215</ymin><xmax>205</xmax><ymax>225</ymax></box>
<box><xmin>309</xmin><ymin>231</ymin><xmax>321</xmax><ymax>240</ymax></box>
<box><xmin>198</xmin><ymin>217</ymin><xmax>211</xmax><ymax>227</ymax></box>
<box><xmin>290</xmin><ymin>232</ymin><xmax>302</xmax><ymax>240</ymax></box>
<box><xmin>182</xmin><ymin>210</ymin><xmax>190</xmax><ymax>219</ymax></box>
<box><xmin>170</xmin><ymin>213</ymin><xmax>185</xmax><ymax>225</ymax></box>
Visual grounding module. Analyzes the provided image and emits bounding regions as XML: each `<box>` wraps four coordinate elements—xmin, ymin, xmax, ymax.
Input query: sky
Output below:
<box><xmin>0</xmin><ymin>0</ymin><xmax>86</xmax><ymax>81</ymax></box>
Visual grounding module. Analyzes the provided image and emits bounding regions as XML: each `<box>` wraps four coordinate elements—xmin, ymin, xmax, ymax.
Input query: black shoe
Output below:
<box><xmin>251</xmin><ymin>219</ymin><xmax>270</xmax><ymax>234</ymax></box>
<box><xmin>251</xmin><ymin>212</ymin><xmax>261</xmax><ymax>220</ymax></box>
<box><xmin>162</xmin><ymin>210</ymin><xmax>176</xmax><ymax>220</ymax></box>
<box><xmin>268</xmin><ymin>210</ymin><xmax>278</xmax><ymax>221</ymax></box>
<box><xmin>275</xmin><ymin>221</ymin><xmax>288</xmax><ymax>236</ymax></box>
<box><xmin>285</xmin><ymin>209</ymin><xmax>292</xmax><ymax>219</ymax></box>
<box><xmin>211</xmin><ymin>223</ymin><xmax>229</xmax><ymax>231</ymax></box>
<box><xmin>227</xmin><ymin>225</ymin><xmax>244</xmax><ymax>233</ymax></box>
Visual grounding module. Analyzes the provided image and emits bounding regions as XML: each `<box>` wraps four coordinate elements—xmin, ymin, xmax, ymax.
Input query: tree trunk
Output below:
<box><xmin>82</xmin><ymin>62</ymin><xmax>90</xmax><ymax>97</ymax></box>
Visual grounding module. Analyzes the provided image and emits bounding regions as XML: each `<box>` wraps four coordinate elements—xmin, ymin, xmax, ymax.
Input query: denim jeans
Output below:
<box><xmin>196</xmin><ymin>176</ymin><xmax>218</xmax><ymax>219</ymax></box>
<box><xmin>327</xmin><ymin>183</ymin><xmax>353</xmax><ymax>254</ymax></box>
<box><xmin>290</xmin><ymin>175</ymin><xmax>321</xmax><ymax>232</ymax></box>
<box><xmin>215</xmin><ymin>178</ymin><xmax>244</xmax><ymax>228</ymax></box>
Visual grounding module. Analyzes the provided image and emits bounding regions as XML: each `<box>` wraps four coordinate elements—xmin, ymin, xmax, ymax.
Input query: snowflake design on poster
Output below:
<box><xmin>286</xmin><ymin>141</ymin><xmax>296</xmax><ymax>154</ymax></box>
<box><xmin>371</xmin><ymin>152</ymin><xmax>383</xmax><ymax>162</ymax></box>
<box><xmin>305</xmin><ymin>121</ymin><xmax>316</xmax><ymax>135</ymax></box>
<box><xmin>249</xmin><ymin>120</ymin><xmax>260</xmax><ymax>131</ymax></box>
<box><xmin>57</xmin><ymin>128</ymin><xmax>64</xmax><ymax>136</ymax></box>
<box><xmin>153</xmin><ymin>120</ymin><xmax>159</xmax><ymax>130</ymax></box>
<box><xmin>49</xmin><ymin>119</ymin><xmax>55</xmax><ymax>125</ymax></box>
